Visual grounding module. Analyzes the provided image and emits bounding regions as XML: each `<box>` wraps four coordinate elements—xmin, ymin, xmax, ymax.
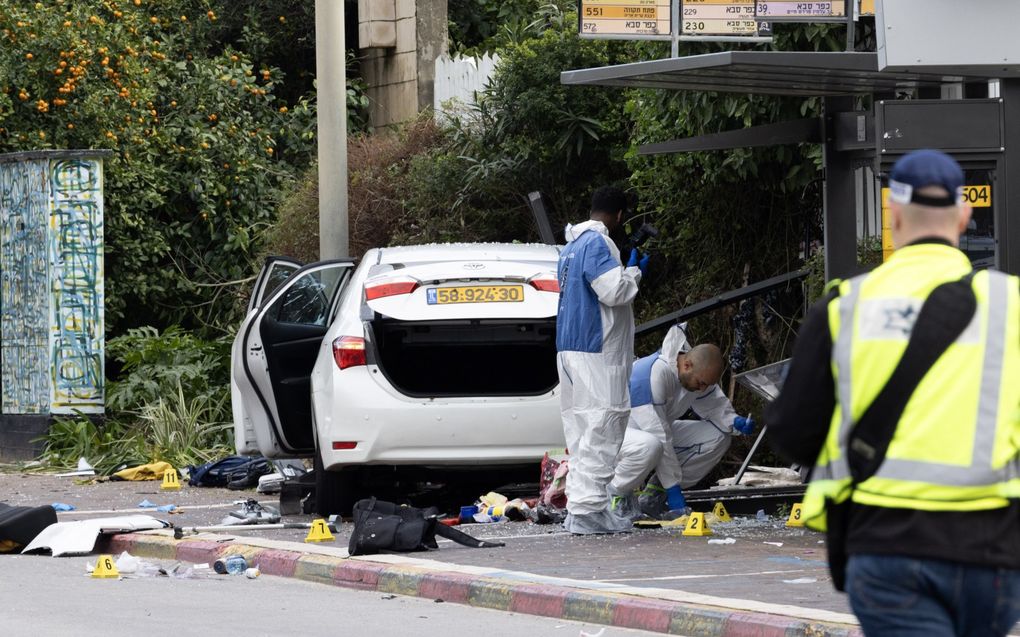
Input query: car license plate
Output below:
<box><xmin>426</xmin><ymin>285</ymin><xmax>524</xmax><ymax>305</ymax></box>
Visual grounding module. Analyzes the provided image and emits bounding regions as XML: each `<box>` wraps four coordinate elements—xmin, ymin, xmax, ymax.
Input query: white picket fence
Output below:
<box><xmin>433</xmin><ymin>53</ymin><xmax>500</xmax><ymax>121</ymax></box>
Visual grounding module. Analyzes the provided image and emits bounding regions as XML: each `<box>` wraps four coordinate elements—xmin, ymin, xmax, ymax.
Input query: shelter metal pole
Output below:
<box><xmin>1001</xmin><ymin>79</ymin><xmax>1020</xmax><ymax>275</ymax></box>
<box><xmin>845</xmin><ymin>0</ymin><xmax>855</xmax><ymax>51</ymax></box>
<box><xmin>671</xmin><ymin>0</ymin><xmax>680</xmax><ymax>57</ymax></box>
<box><xmin>822</xmin><ymin>96</ymin><xmax>859</xmax><ymax>280</ymax></box>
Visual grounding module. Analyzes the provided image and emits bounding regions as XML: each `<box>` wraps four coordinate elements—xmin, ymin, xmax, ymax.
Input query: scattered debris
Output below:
<box><xmin>381</xmin><ymin>594</ymin><xmax>397</xmax><ymax>600</ymax></box>
<box><xmin>23</xmin><ymin>515</ymin><xmax>168</xmax><ymax>556</ymax></box>
<box><xmin>716</xmin><ymin>465</ymin><xmax>802</xmax><ymax>487</ymax></box>
<box><xmin>172</xmin><ymin>519</ymin><xmax>338</xmax><ymax>539</ymax></box>
<box><xmin>539</xmin><ymin>450</ymin><xmax>569</xmax><ymax>509</ymax></box>
<box><xmin>50</xmin><ymin>503</ymin><xmax>75</xmax><ymax>512</ymax></box>
<box><xmin>213</xmin><ymin>554</ymin><xmax>248</xmax><ymax>575</ymax></box>
<box><xmin>54</xmin><ymin>457</ymin><xmax>96</xmax><ymax>478</ymax></box>
<box><xmin>245</xmin><ymin>566</ymin><xmax>261</xmax><ymax>579</ymax></box>
<box><xmin>763</xmin><ymin>541</ymin><xmax>784</xmax><ymax>547</ymax></box>
<box><xmin>580</xmin><ymin>628</ymin><xmax>606</xmax><ymax>637</ymax></box>
<box><xmin>219</xmin><ymin>499</ymin><xmax>280</xmax><ymax>525</ymax></box>
<box><xmin>472</xmin><ymin>511</ymin><xmax>506</xmax><ymax>524</ymax></box>
<box><xmin>707</xmin><ymin>537</ymin><xmax>736</xmax><ymax>545</ymax></box>
<box><xmin>87</xmin><ymin>552</ymin><xmax>213</xmax><ymax>579</ymax></box>
<box><xmin>470</xmin><ymin>492</ymin><xmax>531</xmax><ymax>523</ymax></box>
<box><xmin>479</xmin><ymin>492</ymin><xmax>508</xmax><ymax>508</ymax></box>
<box><xmin>527</xmin><ymin>503</ymin><xmax>567</xmax><ymax>525</ymax></box>
<box><xmin>256</xmin><ymin>459</ymin><xmax>307</xmax><ymax>494</ymax></box>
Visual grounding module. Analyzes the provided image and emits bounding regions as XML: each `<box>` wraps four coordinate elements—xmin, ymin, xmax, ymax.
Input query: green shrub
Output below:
<box><xmin>35</xmin><ymin>416</ymin><xmax>145</xmax><ymax>475</ymax></box>
<box><xmin>106</xmin><ymin>325</ymin><xmax>231</xmax><ymax>415</ymax></box>
<box><xmin>135</xmin><ymin>380</ymin><xmax>232</xmax><ymax>468</ymax></box>
<box><xmin>264</xmin><ymin>115</ymin><xmax>449</xmax><ymax>262</ymax></box>
<box><xmin>36</xmin><ymin>325</ymin><xmax>233</xmax><ymax>473</ymax></box>
<box><xmin>0</xmin><ymin>1</ymin><xmax>327</xmax><ymax>332</ymax></box>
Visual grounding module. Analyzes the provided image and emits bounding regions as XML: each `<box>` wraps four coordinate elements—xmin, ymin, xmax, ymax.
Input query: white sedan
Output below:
<box><xmin>231</xmin><ymin>243</ymin><xmax>566</xmax><ymax>514</ymax></box>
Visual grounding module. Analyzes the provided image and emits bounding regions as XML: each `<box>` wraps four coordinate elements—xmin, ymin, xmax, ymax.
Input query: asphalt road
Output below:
<box><xmin>0</xmin><ymin>553</ymin><xmax>656</xmax><ymax>637</ymax></box>
<box><xmin>0</xmin><ymin>471</ymin><xmax>848</xmax><ymax>614</ymax></box>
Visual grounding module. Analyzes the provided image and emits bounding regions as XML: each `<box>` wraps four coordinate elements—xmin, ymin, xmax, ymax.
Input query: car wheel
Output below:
<box><xmin>314</xmin><ymin>449</ymin><xmax>358</xmax><ymax>517</ymax></box>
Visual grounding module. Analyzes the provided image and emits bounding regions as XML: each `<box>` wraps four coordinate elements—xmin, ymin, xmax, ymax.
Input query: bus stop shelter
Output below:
<box><xmin>560</xmin><ymin>49</ymin><xmax>1020</xmax><ymax>280</ymax></box>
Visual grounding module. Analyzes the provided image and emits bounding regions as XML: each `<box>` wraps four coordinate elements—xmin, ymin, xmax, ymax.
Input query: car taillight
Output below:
<box><xmin>332</xmin><ymin>441</ymin><xmax>357</xmax><ymax>450</ymax></box>
<box><xmin>529</xmin><ymin>278</ymin><xmax>560</xmax><ymax>292</ymax></box>
<box><xmin>365</xmin><ymin>279</ymin><xmax>419</xmax><ymax>300</ymax></box>
<box><xmin>332</xmin><ymin>336</ymin><xmax>366</xmax><ymax>369</ymax></box>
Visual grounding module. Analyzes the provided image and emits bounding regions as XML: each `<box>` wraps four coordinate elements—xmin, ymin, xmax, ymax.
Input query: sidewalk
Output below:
<box><xmin>102</xmin><ymin>529</ymin><xmax>862</xmax><ymax>637</ymax></box>
<box><xmin>4</xmin><ymin>472</ymin><xmax>860</xmax><ymax>636</ymax></box>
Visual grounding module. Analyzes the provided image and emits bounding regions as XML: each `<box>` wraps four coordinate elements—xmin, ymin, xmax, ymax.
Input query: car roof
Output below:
<box><xmin>373</xmin><ymin>243</ymin><xmax>560</xmax><ymax>265</ymax></box>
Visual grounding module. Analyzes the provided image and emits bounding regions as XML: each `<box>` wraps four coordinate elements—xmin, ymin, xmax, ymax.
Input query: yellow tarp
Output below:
<box><xmin>113</xmin><ymin>461</ymin><xmax>175</xmax><ymax>481</ymax></box>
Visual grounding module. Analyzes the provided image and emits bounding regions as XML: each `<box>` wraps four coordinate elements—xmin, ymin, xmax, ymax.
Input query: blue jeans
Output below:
<box><xmin>847</xmin><ymin>554</ymin><xmax>1020</xmax><ymax>637</ymax></box>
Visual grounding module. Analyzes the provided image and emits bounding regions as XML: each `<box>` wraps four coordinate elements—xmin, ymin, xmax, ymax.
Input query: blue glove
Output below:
<box><xmin>638</xmin><ymin>253</ymin><xmax>650</xmax><ymax>277</ymax></box>
<box><xmin>665</xmin><ymin>485</ymin><xmax>686</xmax><ymax>511</ymax></box>
<box><xmin>626</xmin><ymin>248</ymin><xmax>639</xmax><ymax>268</ymax></box>
<box><xmin>734</xmin><ymin>415</ymin><xmax>755</xmax><ymax>435</ymax></box>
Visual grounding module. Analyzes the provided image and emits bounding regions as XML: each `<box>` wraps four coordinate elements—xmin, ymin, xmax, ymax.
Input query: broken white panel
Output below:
<box><xmin>22</xmin><ymin>515</ymin><xmax>168</xmax><ymax>557</ymax></box>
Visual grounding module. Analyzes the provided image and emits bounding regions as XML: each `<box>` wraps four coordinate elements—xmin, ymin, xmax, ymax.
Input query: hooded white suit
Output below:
<box><xmin>556</xmin><ymin>220</ymin><xmax>642</xmax><ymax>521</ymax></box>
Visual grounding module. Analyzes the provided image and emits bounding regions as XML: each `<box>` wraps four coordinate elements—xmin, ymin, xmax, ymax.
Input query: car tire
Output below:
<box><xmin>314</xmin><ymin>450</ymin><xmax>358</xmax><ymax>517</ymax></box>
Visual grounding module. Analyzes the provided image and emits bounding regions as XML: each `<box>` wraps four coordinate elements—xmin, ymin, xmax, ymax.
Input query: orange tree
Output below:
<box><xmin>0</xmin><ymin>0</ymin><xmax>318</xmax><ymax>332</ymax></box>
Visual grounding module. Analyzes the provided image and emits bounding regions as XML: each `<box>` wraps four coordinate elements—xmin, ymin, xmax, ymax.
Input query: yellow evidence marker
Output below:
<box><xmin>305</xmin><ymin>518</ymin><xmax>335</xmax><ymax>543</ymax></box>
<box><xmin>161</xmin><ymin>467</ymin><xmax>182</xmax><ymax>491</ymax></box>
<box><xmin>711</xmin><ymin>501</ymin><xmax>732</xmax><ymax>523</ymax></box>
<box><xmin>786</xmin><ymin>503</ymin><xmax>805</xmax><ymax>527</ymax></box>
<box><xmin>92</xmin><ymin>554</ymin><xmax>120</xmax><ymax>578</ymax></box>
<box><xmin>682</xmin><ymin>511</ymin><xmax>712</xmax><ymax>537</ymax></box>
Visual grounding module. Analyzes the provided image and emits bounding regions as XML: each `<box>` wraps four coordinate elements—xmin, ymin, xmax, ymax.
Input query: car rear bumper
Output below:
<box><xmin>312</xmin><ymin>366</ymin><xmax>565</xmax><ymax>470</ymax></box>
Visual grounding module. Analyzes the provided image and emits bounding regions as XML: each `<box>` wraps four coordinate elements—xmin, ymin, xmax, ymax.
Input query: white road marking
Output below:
<box><xmin>436</xmin><ymin>531</ymin><xmax>570</xmax><ymax>543</ymax></box>
<box><xmin>599</xmin><ymin>568</ymin><xmax>816</xmax><ymax>583</ymax></box>
<box><xmin>56</xmin><ymin>501</ymin><xmax>278</xmax><ymax>516</ymax></box>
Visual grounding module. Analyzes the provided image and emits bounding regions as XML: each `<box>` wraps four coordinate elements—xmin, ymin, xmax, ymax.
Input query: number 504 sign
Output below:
<box><xmin>962</xmin><ymin>185</ymin><xmax>991</xmax><ymax>207</ymax></box>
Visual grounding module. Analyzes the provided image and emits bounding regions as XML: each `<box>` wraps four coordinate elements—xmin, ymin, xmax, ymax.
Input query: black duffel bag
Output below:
<box><xmin>0</xmin><ymin>502</ymin><xmax>57</xmax><ymax>553</ymax></box>
<box><xmin>348</xmin><ymin>498</ymin><xmax>504</xmax><ymax>556</ymax></box>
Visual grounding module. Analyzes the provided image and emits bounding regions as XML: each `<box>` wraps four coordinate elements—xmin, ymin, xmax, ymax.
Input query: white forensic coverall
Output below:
<box><xmin>610</xmin><ymin>325</ymin><xmax>739</xmax><ymax>495</ymax></box>
<box><xmin>556</xmin><ymin>219</ymin><xmax>642</xmax><ymax>517</ymax></box>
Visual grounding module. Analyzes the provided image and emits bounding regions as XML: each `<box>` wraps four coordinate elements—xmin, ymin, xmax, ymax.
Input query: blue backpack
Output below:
<box><xmin>188</xmin><ymin>455</ymin><xmax>264</xmax><ymax>487</ymax></box>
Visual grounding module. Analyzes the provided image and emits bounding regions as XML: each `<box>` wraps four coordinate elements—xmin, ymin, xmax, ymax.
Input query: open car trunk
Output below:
<box><xmin>370</xmin><ymin>318</ymin><xmax>558</xmax><ymax>397</ymax></box>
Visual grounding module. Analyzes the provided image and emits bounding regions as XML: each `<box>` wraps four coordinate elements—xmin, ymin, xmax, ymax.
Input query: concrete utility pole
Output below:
<box><xmin>315</xmin><ymin>0</ymin><xmax>349</xmax><ymax>259</ymax></box>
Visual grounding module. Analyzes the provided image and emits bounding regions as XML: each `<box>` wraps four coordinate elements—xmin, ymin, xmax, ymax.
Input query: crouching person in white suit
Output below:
<box><xmin>608</xmin><ymin>325</ymin><xmax>755</xmax><ymax>519</ymax></box>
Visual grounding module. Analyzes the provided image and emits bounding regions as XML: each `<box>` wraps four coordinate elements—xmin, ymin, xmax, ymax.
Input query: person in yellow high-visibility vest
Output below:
<box><xmin>767</xmin><ymin>149</ymin><xmax>1019</xmax><ymax>637</ymax></box>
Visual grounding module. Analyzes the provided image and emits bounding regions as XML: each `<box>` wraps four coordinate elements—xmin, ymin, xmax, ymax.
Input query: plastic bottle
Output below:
<box><xmin>213</xmin><ymin>554</ymin><xmax>248</xmax><ymax>575</ymax></box>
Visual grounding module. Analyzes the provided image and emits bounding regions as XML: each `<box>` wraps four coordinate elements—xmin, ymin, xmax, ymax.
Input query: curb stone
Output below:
<box><xmin>98</xmin><ymin>532</ymin><xmax>863</xmax><ymax>637</ymax></box>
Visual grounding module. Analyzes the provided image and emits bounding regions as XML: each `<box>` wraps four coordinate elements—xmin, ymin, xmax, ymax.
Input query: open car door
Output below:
<box><xmin>233</xmin><ymin>256</ymin><xmax>303</xmax><ymax>454</ymax></box>
<box><xmin>246</xmin><ymin>256</ymin><xmax>303</xmax><ymax>314</ymax></box>
<box><xmin>232</xmin><ymin>260</ymin><xmax>354</xmax><ymax>457</ymax></box>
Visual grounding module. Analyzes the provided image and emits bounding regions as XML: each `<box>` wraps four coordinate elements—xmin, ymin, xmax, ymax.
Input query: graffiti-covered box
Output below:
<box><xmin>0</xmin><ymin>150</ymin><xmax>111</xmax><ymax>459</ymax></box>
